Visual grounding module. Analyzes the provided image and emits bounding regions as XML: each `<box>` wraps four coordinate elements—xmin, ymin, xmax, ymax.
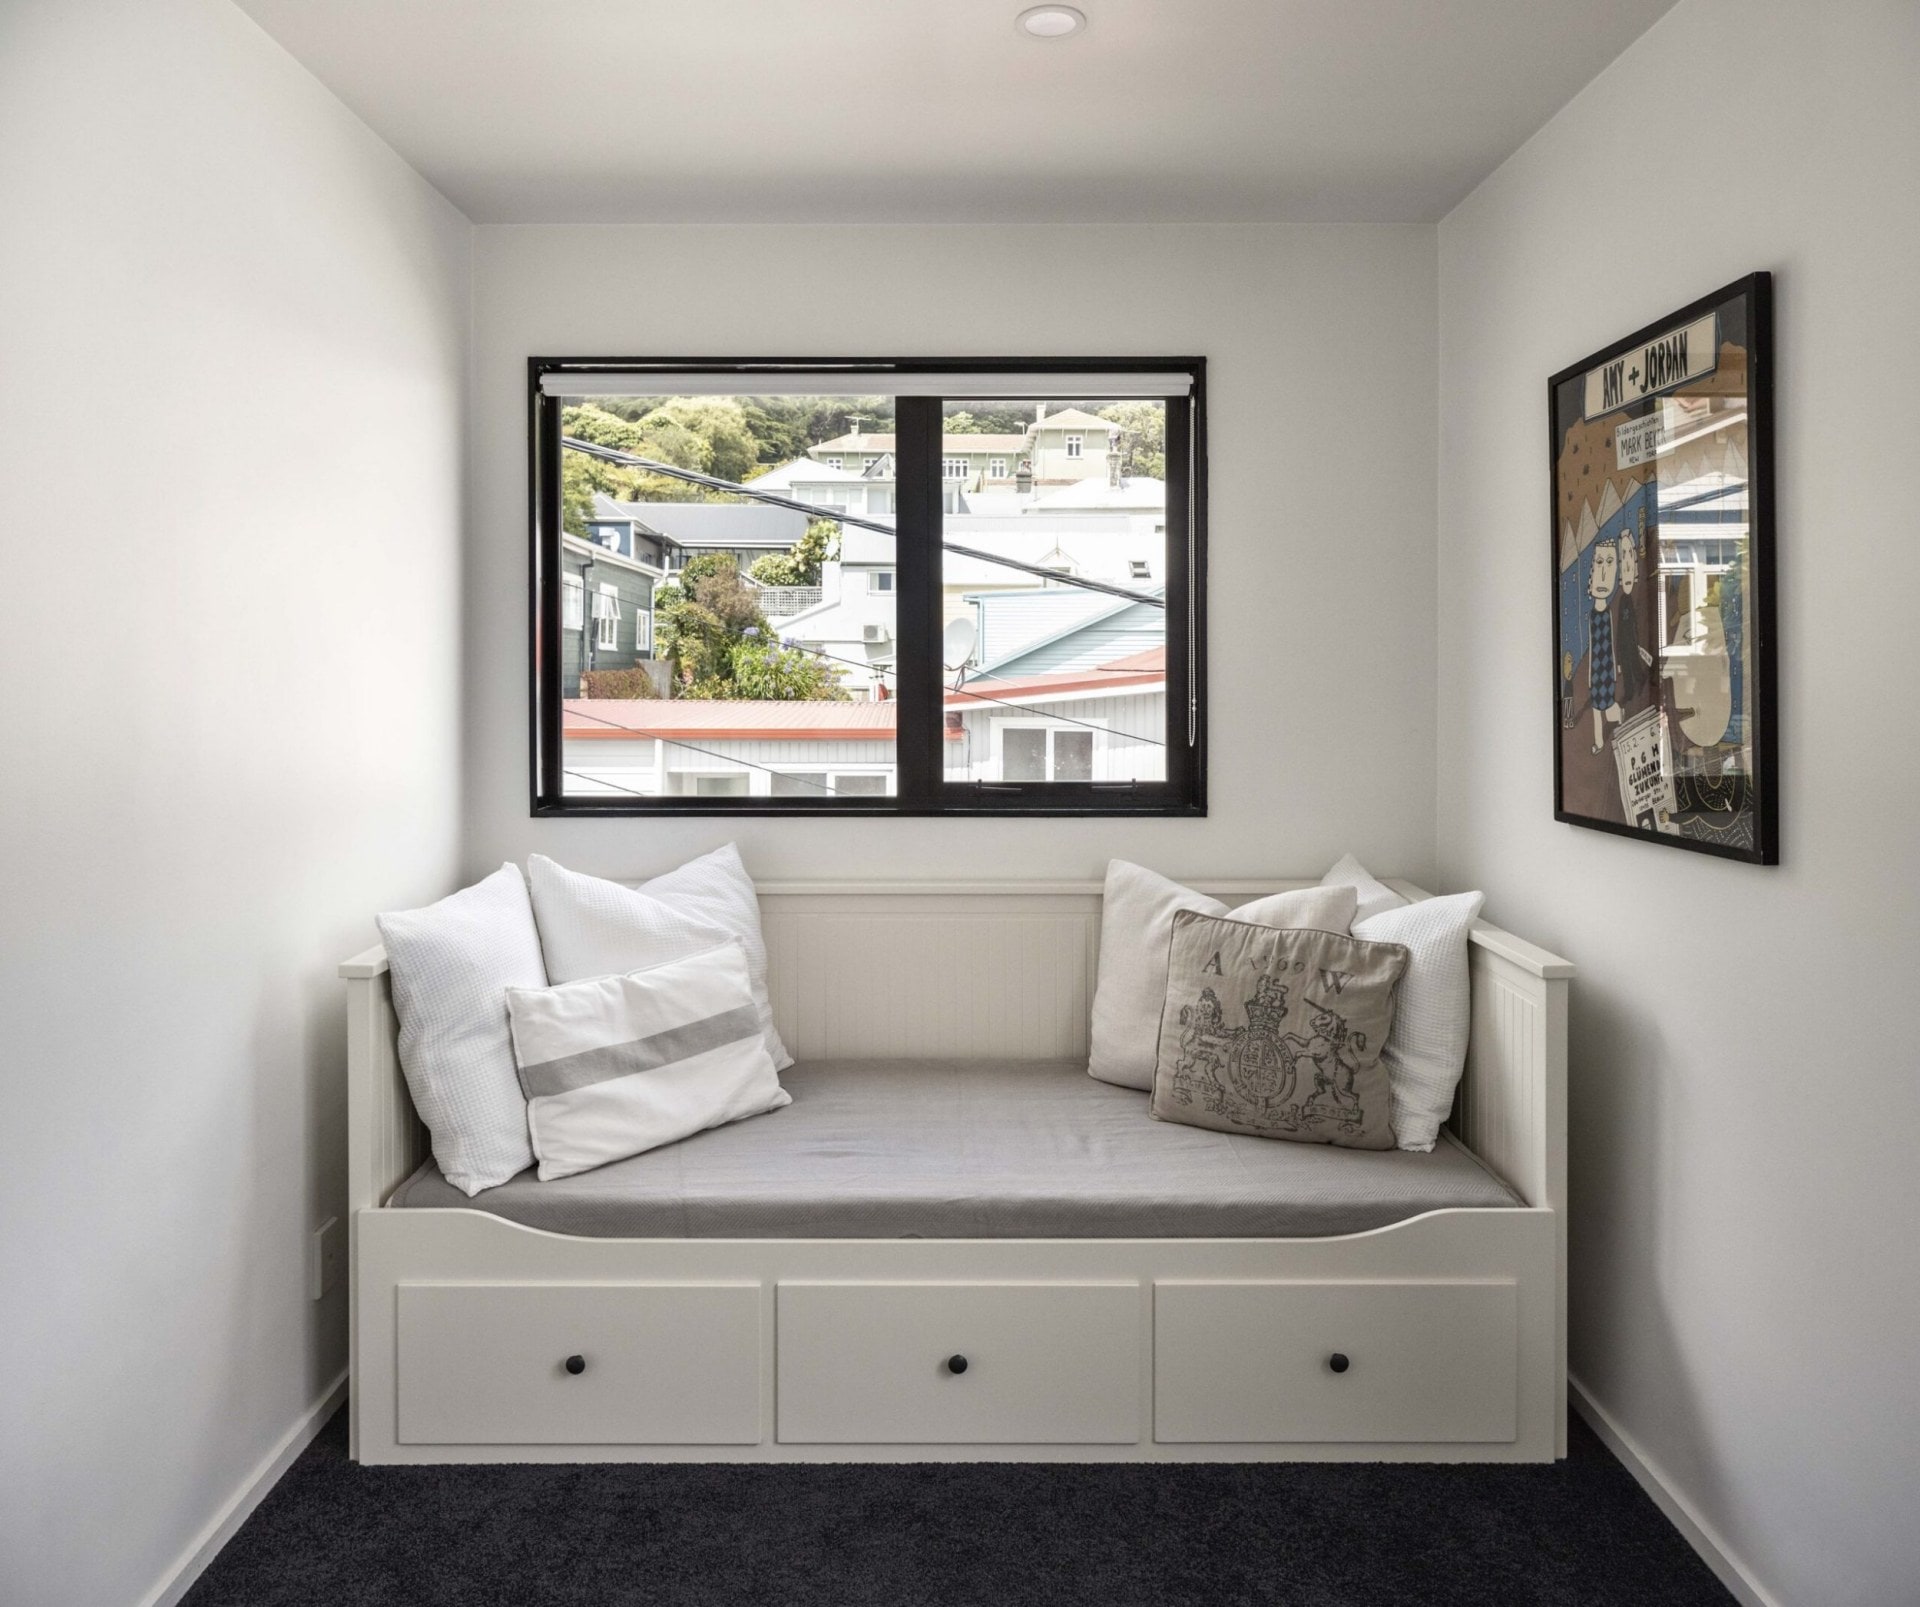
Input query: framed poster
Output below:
<box><xmin>1548</xmin><ymin>273</ymin><xmax>1776</xmax><ymax>864</ymax></box>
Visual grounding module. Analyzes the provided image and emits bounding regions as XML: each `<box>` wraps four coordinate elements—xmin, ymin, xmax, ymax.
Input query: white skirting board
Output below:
<box><xmin>1569</xmin><ymin>1375</ymin><xmax>1781</xmax><ymax>1607</ymax></box>
<box><xmin>138</xmin><ymin>1371</ymin><xmax>347</xmax><ymax>1607</ymax></box>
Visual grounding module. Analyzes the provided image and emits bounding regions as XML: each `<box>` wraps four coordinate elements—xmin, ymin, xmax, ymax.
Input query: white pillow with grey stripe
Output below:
<box><xmin>528</xmin><ymin>848</ymin><xmax>792</xmax><ymax>1072</ymax></box>
<box><xmin>507</xmin><ymin>939</ymin><xmax>790</xmax><ymax>1181</ymax></box>
<box><xmin>377</xmin><ymin>864</ymin><xmax>546</xmax><ymax>1196</ymax></box>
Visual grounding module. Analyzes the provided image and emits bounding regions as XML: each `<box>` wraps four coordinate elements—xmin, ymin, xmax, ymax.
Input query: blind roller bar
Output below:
<box><xmin>541</xmin><ymin>369</ymin><xmax>1192</xmax><ymax>400</ymax></box>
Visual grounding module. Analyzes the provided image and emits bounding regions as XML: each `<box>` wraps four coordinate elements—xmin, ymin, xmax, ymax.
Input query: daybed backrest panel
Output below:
<box><xmin>757</xmin><ymin>881</ymin><xmax>1319</xmax><ymax>1064</ymax></box>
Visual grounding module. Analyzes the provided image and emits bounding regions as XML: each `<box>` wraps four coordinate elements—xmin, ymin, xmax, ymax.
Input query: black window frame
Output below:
<box><xmin>529</xmin><ymin>356</ymin><xmax>1207</xmax><ymax>818</ymax></box>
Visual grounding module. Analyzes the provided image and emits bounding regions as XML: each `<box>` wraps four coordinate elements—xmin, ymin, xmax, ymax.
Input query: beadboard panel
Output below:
<box><xmin>762</xmin><ymin>900</ymin><xmax>1099</xmax><ymax>1061</ymax></box>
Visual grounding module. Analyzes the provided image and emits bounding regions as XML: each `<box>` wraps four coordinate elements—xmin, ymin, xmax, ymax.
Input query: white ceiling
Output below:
<box><xmin>233</xmin><ymin>0</ymin><xmax>1678</xmax><ymax>225</ymax></box>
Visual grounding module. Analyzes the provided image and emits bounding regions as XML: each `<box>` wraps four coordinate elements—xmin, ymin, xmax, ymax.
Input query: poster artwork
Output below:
<box><xmin>1549</xmin><ymin>275</ymin><xmax>1775</xmax><ymax>862</ymax></box>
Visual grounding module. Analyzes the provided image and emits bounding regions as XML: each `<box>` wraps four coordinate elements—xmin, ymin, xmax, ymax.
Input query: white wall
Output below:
<box><xmin>0</xmin><ymin>4</ymin><xmax>470</xmax><ymax>1604</ymax></box>
<box><xmin>466</xmin><ymin>223</ymin><xmax>1438</xmax><ymax>883</ymax></box>
<box><xmin>1436</xmin><ymin>4</ymin><xmax>1920</xmax><ymax>1603</ymax></box>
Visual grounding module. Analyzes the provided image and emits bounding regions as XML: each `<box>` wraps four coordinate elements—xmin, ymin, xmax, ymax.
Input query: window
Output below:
<box><xmin>824</xmin><ymin>456</ymin><xmax>842</xmax><ymax>469</ymax></box>
<box><xmin>593</xmin><ymin>584</ymin><xmax>619</xmax><ymax>650</ymax></box>
<box><xmin>995</xmin><ymin>721</ymin><xmax>1099</xmax><ymax>782</ymax></box>
<box><xmin>532</xmin><ymin>360</ymin><xmax>1204</xmax><ymax>816</ymax></box>
<box><xmin>771</xmin><ymin>770</ymin><xmax>891</xmax><ymax>798</ymax></box>
<box><xmin>1065</xmin><ymin>433</ymin><xmax>1084</xmax><ymax>459</ymax></box>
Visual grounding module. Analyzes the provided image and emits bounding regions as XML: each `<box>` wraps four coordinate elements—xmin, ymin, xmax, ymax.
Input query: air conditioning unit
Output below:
<box><xmin>861</xmin><ymin>624</ymin><xmax>891</xmax><ymax>644</ymax></box>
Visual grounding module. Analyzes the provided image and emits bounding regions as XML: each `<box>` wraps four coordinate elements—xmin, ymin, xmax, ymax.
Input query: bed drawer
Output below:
<box><xmin>776</xmin><ymin>1282</ymin><xmax>1141</xmax><ymax>1444</ymax></box>
<box><xmin>396</xmin><ymin>1282</ymin><xmax>761</xmax><ymax>1445</ymax></box>
<box><xmin>1154</xmin><ymin>1280</ymin><xmax>1518</xmax><ymax>1444</ymax></box>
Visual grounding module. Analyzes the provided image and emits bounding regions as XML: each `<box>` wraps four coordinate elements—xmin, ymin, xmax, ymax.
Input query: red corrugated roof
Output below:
<box><xmin>946</xmin><ymin>650</ymin><xmax>1165</xmax><ymax>704</ymax></box>
<box><xmin>1093</xmin><ymin>646</ymin><xmax>1166</xmax><ymax>674</ymax></box>
<box><xmin>566</xmin><ymin>699</ymin><xmax>898</xmax><ymax>742</ymax></box>
<box><xmin>565</xmin><ymin>644</ymin><xmax>1165</xmax><ymax>742</ymax></box>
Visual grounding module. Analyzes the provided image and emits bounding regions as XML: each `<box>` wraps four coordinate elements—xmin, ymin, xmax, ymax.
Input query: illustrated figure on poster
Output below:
<box><xmin>1615</xmin><ymin>522</ymin><xmax>1653</xmax><ymax>706</ymax></box>
<box><xmin>1586</xmin><ymin>536</ymin><xmax>1621</xmax><ymax>752</ymax></box>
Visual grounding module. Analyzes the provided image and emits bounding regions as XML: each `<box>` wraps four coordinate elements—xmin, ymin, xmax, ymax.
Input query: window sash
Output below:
<box><xmin>530</xmin><ymin>358</ymin><xmax>1205</xmax><ymax>818</ymax></box>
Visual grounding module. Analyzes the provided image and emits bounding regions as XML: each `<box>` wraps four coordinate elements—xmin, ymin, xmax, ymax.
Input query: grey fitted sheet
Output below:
<box><xmin>391</xmin><ymin>1058</ymin><xmax>1522</xmax><ymax>1239</ymax></box>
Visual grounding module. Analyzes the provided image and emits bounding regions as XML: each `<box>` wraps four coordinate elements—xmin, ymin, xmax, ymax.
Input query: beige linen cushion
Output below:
<box><xmin>1087</xmin><ymin>860</ymin><xmax>1358</xmax><ymax>1091</ymax></box>
<box><xmin>1150</xmin><ymin>910</ymin><xmax>1409</xmax><ymax>1150</ymax></box>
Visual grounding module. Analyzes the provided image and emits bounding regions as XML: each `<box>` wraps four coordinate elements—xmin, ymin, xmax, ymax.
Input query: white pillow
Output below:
<box><xmin>376</xmin><ymin>864</ymin><xmax>547</xmax><ymax>1196</ymax></box>
<box><xmin>1352</xmin><ymin>884</ymin><xmax>1487</xmax><ymax>1151</ymax></box>
<box><xmin>528</xmin><ymin>846</ymin><xmax>791</xmax><ymax>1072</ymax></box>
<box><xmin>1320</xmin><ymin>852</ymin><xmax>1409</xmax><ymax>923</ymax></box>
<box><xmin>506</xmin><ymin>939</ymin><xmax>789</xmax><ymax>1181</ymax></box>
<box><xmin>1088</xmin><ymin>860</ymin><xmax>1358</xmax><ymax>1091</ymax></box>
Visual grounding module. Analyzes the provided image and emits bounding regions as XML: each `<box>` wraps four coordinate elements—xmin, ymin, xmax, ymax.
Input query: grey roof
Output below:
<box><xmin>600</xmin><ymin>499</ymin><xmax>807</xmax><ymax>549</ymax></box>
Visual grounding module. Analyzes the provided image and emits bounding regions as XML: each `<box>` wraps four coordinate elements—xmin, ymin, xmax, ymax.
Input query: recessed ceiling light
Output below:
<box><xmin>1017</xmin><ymin>6</ymin><xmax>1087</xmax><ymax>40</ymax></box>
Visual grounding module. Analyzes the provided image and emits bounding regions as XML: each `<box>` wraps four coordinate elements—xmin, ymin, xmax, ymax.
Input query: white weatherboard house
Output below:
<box><xmin>8</xmin><ymin>7</ymin><xmax>1914</xmax><ymax>1607</ymax></box>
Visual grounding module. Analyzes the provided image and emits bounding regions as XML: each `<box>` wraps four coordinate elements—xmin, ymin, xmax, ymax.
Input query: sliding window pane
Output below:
<box><xmin>935</xmin><ymin>398</ymin><xmax>1169</xmax><ymax>787</ymax></box>
<box><xmin>556</xmin><ymin>391</ymin><xmax>897</xmax><ymax>800</ymax></box>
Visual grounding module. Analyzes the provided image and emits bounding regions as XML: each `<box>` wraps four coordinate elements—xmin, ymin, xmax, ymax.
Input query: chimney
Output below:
<box><xmin>1034</xmin><ymin>402</ymin><xmax>1047</xmax><ymax>423</ymax></box>
<box><xmin>1108</xmin><ymin>450</ymin><xmax>1123</xmax><ymax>489</ymax></box>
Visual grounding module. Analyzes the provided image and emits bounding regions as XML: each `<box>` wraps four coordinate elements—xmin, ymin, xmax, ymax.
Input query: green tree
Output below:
<box><xmin>721</xmin><ymin>638</ymin><xmax>846</xmax><ymax>701</ymax></box>
<box><xmin>559</xmin><ymin>403</ymin><xmax>718</xmax><ymax>533</ymax></box>
<box><xmin>635</xmin><ymin>397</ymin><xmax>760</xmax><ymax>484</ymax></box>
<box><xmin>653</xmin><ymin>554</ymin><xmax>845</xmax><ymax>700</ymax></box>
<box><xmin>1097</xmin><ymin>402</ymin><xmax>1166</xmax><ymax>480</ymax></box>
<box><xmin>748</xmin><ymin>518</ymin><xmax>840</xmax><ymax>588</ymax></box>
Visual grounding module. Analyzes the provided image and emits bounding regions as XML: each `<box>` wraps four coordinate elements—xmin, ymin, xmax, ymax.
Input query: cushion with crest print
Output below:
<box><xmin>1150</xmin><ymin>910</ymin><xmax>1409</xmax><ymax>1150</ymax></box>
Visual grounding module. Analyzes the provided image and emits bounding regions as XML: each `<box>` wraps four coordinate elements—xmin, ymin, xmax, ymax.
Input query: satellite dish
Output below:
<box><xmin>942</xmin><ymin>616</ymin><xmax>978</xmax><ymax>670</ymax></box>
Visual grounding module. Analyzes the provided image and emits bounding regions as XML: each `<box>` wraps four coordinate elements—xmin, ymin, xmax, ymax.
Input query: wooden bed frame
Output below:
<box><xmin>343</xmin><ymin>879</ymin><xmax>1570</xmax><ymax>1465</ymax></box>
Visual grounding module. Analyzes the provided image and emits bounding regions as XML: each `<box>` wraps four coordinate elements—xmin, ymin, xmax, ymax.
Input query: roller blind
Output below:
<box><xmin>539</xmin><ymin>368</ymin><xmax>1195</xmax><ymax>399</ymax></box>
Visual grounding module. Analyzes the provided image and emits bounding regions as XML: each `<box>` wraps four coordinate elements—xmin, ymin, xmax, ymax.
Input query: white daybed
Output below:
<box><xmin>343</xmin><ymin>879</ymin><xmax>1570</xmax><ymax>1466</ymax></box>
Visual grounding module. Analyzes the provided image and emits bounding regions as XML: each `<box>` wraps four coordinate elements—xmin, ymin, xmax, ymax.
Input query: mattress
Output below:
<box><xmin>390</xmin><ymin>1058</ymin><xmax>1522</xmax><ymax>1239</ymax></box>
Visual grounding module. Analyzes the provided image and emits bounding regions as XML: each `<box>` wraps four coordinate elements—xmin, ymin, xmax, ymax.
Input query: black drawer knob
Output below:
<box><xmin>564</xmin><ymin>1354</ymin><xmax>586</xmax><ymax>1376</ymax></box>
<box><xmin>1327</xmin><ymin>1352</ymin><xmax>1350</xmax><ymax>1375</ymax></box>
<box><xmin>946</xmin><ymin>1354</ymin><xmax>969</xmax><ymax>1375</ymax></box>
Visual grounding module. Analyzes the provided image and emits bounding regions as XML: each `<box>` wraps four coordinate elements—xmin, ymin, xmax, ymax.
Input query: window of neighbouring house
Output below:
<box><xmin>593</xmin><ymin>585</ymin><xmax>620</xmax><ymax>649</ymax></box>
<box><xmin>994</xmin><ymin>721</ymin><xmax>1099</xmax><ymax>783</ymax></box>
<box><xmin>532</xmin><ymin>360</ymin><xmax>1204</xmax><ymax>815</ymax></box>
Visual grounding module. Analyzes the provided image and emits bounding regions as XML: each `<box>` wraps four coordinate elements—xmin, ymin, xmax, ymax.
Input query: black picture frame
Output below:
<box><xmin>1547</xmin><ymin>273</ymin><xmax>1777</xmax><ymax>864</ymax></box>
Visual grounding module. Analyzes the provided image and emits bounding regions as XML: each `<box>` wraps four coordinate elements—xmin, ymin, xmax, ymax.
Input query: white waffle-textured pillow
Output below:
<box><xmin>1088</xmin><ymin>860</ymin><xmax>1358</xmax><ymax>1091</ymax></box>
<box><xmin>377</xmin><ymin>864</ymin><xmax>547</xmax><ymax>1196</ymax></box>
<box><xmin>528</xmin><ymin>847</ymin><xmax>791</xmax><ymax>1072</ymax></box>
<box><xmin>1352</xmin><ymin>886</ymin><xmax>1486</xmax><ymax>1150</ymax></box>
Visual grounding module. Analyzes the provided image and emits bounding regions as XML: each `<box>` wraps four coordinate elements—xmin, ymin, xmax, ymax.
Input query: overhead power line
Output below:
<box><xmin>561</xmin><ymin>435</ymin><xmax>1165</xmax><ymax>610</ymax></box>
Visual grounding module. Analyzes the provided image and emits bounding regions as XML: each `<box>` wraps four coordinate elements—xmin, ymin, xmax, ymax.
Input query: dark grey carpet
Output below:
<box><xmin>182</xmin><ymin>1410</ymin><xmax>1733</xmax><ymax>1607</ymax></box>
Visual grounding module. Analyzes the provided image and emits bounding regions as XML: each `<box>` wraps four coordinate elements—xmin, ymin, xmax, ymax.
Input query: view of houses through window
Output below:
<box><xmin>554</xmin><ymin>387</ymin><xmax>1170</xmax><ymax>803</ymax></box>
